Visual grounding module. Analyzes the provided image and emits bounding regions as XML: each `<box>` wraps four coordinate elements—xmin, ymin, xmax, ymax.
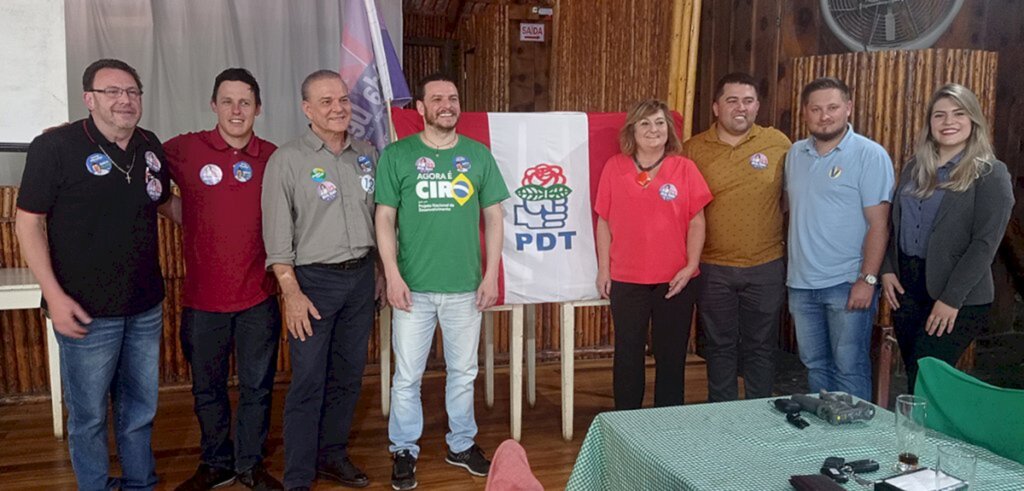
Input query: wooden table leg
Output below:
<box><xmin>561</xmin><ymin>303</ymin><xmax>574</xmax><ymax>441</ymax></box>
<box><xmin>485</xmin><ymin>311</ymin><xmax>495</xmax><ymax>409</ymax></box>
<box><xmin>526</xmin><ymin>304</ymin><xmax>536</xmax><ymax>408</ymax></box>
<box><xmin>510</xmin><ymin>305</ymin><xmax>523</xmax><ymax>441</ymax></box>
<box><xmin>45</xmin><ymin>317</ymin><xmax>63</xmax><ymax>439</ymax></box>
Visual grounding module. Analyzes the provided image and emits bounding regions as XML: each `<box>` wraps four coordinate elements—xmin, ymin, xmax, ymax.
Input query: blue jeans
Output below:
<box><xmin>389</xmin><ymin>292</ymin><xmax>481</xmax><ymax>457</ymax></box>
<box><xmin>56</xmin><ymin>302</ymin><xmax>163</xmax><ymax>491</ymax></box>
<box><xmin>788</xmin><ymin>283</ymin><xmax>877</xmax><ymax>401</ymax></box>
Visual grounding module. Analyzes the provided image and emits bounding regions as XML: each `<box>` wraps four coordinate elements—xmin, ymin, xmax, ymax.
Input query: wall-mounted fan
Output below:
<box><xmin>821</xmin><ymin>0</ymin><xmax>963</xmax><ymax>51</ymax></box>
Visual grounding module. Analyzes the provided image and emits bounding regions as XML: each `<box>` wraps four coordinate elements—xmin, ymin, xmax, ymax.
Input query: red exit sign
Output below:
<box><xmin>520</xmin><ymin>23</ymin><xmax>545</xmax><ymax>42</ymax></box>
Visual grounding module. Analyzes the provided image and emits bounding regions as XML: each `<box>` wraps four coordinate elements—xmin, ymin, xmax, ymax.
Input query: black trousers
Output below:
<box><xmin>609</xmin><ymin>280</ymin><xmax>697</xmax><ymax>410</ymax></box>
<box><xmin>697</xmin><ymin>259</ymin><xmax>785</xmax><ymax>402</ymax></box>
<box><xmin>892</xmin><ymin>253</ymin><xmax>989</xmax><ymax>393</ymax></box>
<box><xmin>180</xmin><ymin>295</ymin><xmax>281</xmax><ymax>473</ymax></box>
<box><xmin>283</xmin><ymin>261</ymin><xmax>375</xmax><ymax>488</ymax></box>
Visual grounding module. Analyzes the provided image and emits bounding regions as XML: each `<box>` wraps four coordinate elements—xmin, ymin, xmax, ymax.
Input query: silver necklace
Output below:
<box><xmin>97</xmin><ymin>145</ymin><xmax>136</xmax><ymax>183</ymax></box>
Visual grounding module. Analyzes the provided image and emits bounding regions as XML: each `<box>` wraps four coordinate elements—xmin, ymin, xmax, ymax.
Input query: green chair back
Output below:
<box><xmin>914</xmin><ymin>356</ymin><xmax>1024</xmax><ymax>464</ymax></box>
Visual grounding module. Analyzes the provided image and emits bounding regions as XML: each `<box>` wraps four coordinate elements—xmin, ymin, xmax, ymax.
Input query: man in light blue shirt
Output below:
<box><xmin>785</xmin><ymin>77</ymin><xmax>894</xmax><ymax>401</ymax></box>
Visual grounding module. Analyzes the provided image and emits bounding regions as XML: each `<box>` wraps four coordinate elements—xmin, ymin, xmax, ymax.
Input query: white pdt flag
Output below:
<box><xmin>488</xmin><ymin>113</ymin><xmax>600</xmax><ymax>304</ymax></box>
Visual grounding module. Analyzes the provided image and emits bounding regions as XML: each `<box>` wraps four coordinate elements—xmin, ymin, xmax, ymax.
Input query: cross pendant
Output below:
<box><xmin>126</xmin><ymin>175</ymin><xmax>131</xmax><ymax>184</ymax></box>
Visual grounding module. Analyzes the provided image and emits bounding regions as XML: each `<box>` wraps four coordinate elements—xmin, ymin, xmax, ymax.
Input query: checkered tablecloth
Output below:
<box><xmin>566</xmin><ymin>398</ymin><xmax>1024</xmax><ymax>490</ymax></box>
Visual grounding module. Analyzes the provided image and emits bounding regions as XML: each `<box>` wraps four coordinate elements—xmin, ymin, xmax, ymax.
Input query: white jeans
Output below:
<box><xmin>388</xmin><ymin>292</ymin><xmax>482</xmax><ymax>457</ymax></box>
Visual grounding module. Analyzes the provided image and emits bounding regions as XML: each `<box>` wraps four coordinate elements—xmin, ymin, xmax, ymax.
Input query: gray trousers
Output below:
<box><xmin>697</xmin><ymin>259</ymin><xmax>785</xmax><ymax>402</ymax></box>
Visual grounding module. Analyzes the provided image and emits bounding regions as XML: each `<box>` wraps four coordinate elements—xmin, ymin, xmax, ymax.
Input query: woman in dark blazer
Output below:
<box><xmin>880</xmin><ymin>83</ymin><xmax>1014</xmax><ymax>392</ymax></box>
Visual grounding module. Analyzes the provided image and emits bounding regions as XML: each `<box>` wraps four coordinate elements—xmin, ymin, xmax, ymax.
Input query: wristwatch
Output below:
<box><xmin>859</xmin><ymin>273</ymin><xmax>878</xmax><ymax>286</ymax></box>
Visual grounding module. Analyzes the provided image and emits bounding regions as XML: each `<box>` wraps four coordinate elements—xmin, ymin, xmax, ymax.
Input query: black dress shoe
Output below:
<box><xmin>237</xmin><ymin>462</ymin><xmax>283</xmax><ymax>490</ymax></box>
<box><xmin>175</xmin><ymin>463</ymin><xmax>237</xmax><ymax>490</ymax></box>
<box><xmin>317</xmin><ymin>456</ymin><xmax>370</xmax><ymax>488</ymax></box>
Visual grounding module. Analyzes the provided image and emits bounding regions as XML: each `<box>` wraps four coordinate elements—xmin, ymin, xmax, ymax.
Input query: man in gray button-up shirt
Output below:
<box><xmin>261</xmin><ymin>69</ymin><xmax>381</xmax><ymax>489</ymax></box>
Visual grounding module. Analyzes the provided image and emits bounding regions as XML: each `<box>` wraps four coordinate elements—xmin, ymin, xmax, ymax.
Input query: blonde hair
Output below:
<box><xmin>909</xmin><ymin>84</ymin><xmax>994</xmax><ymax>199</ymax></box>
<box><xmin>618</xmin><ymin>99</ymin><xmax>681</xmax><ymax>156</ymax></box>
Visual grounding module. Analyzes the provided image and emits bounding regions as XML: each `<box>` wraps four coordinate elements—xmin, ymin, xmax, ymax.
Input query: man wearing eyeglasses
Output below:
<box><xmin>16</xmin><ymin>58</ymin><xmax>170</xmax><ymax>491</ymax></box>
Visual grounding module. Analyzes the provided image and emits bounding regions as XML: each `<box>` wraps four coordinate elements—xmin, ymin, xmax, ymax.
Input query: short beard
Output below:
<box><xmin>810</xmin><ymin>126</ymin><xmax>846</xmax><ymax>143</ymax></box>
<box><xmin>425</xmin><ymin>112</ymin><xmax>458</xmax><ymax>131</ymax></box>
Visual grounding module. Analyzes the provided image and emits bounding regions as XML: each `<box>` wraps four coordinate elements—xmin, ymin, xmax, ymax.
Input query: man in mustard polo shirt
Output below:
<box><xmin>682</xmin><ymin>72</ymin><xmax>791</xmax><ymax>402</ymax></box>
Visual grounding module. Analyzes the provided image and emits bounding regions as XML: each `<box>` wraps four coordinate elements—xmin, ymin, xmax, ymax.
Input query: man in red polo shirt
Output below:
<box><xmin>161</xmin><ymin>68</ymin><xmax>283</xmax><ymax>491</ymax></box>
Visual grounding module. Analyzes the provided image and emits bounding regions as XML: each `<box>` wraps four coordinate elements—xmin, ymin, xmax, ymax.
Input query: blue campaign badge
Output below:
<box><xmin>233</xmin><ymin>161</ymin><xmax>253</xmax><ymax>183</ymax></box>
<box><xmin>357</xmin><ymin>155</ymin><xmax>373</xmax><ymax>173</ymax></box>
<box><xmin>85</xmin><ymin>153</ymin><xmax>112</xmax><ymax>176</ymax></box>
<box><xmin>146</xmin><ymin>177</ymin><xmax>163</xmax><ymax>201</ymax></box>
<box><xmin>318</xmin><ymin>181</ymin><xmax>338</xmax><ymax>201</ymax></box>
<box><xmin>415</xmin><ymin>157</ymin><xmax>435</xmax><ymax>173</ymax></box>
<box><xmin>659</xmin><ymin>183</ymin><xmax>678</xmax><ymax>201</ymax></box>
<box><xmin>144</xmin><ymin>150</ymin><xmax>161</xmax><ymax>172</ymax></box>
<box><xmin>311</xmin><ymin>167</ymin><xmax>326</xmax><ymax>182</ymax></box>
<box><xmin>200</xmin><ymin>163</ymin><xmax>223</xmax><ymax>186</ymax></box>
<box><xmin>361</xmin><ymin>175</ymin><xmax>375</xmax><ymax>193</ymax></box>
<box><xmin>453</xmin><ymin>155</ymin><xmax>471</xmax><ymax>173</ymax></box>
<box><xmin>749</xmin><ymin>152</ymin><xmax>768</xmax><ymax>170</ymax></box>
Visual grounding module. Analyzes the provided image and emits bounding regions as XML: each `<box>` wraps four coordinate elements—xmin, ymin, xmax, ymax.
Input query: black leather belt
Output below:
<box><xmin>317</xmin><ymin>254</ymin><xmax>371</xmax><ymax>271</ymax></box>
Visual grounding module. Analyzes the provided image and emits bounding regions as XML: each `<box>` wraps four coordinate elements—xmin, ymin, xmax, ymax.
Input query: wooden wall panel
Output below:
<box><xmin>552</xmin><ymin>0</ymin><xmax>673</xmax><ymax>112</ymax></box>
<box><xmin>789</xmin><ymin>50</ymin><xmax>998</xmax><ymax>174</ymax></box>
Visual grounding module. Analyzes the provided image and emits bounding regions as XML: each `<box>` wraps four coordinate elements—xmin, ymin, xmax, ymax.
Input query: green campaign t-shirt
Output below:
<box><xmin>376</xmin><ymin>133</ymin><xmax>510</xmax><ymax>292</ymax></box>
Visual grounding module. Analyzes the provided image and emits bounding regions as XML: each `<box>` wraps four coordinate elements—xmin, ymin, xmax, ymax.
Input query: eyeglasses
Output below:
<box><xmin>88</xmin><ymin>87</ymin><xmax>143</xmax><ymax>99</ymax></box>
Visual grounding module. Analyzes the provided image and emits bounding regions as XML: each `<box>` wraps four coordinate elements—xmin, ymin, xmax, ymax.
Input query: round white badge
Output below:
<box><xmin>453</xmin><ymin>155</ymin><xmax>471</xmax><ymax>173</ymax></box>
<box><xmin>85</xmin><ymin>153</ymin><xmax>112</xmax><ymax>176</ymax></box>
<box><xmin>415</xmin><ymin>157</ymin><xmax>435</xmax><ymax>173</ymax></box>
<box><xmin>318</xmin><ymin>181</ymin><xmax>339</xmax><ymax>201</ymax></box>
<box><xmin>659</xmin><ymin>183</ymin><xmax>678</xmax><ymax>201</ymax></box>
<box><xmin>200</xmin><ymin>164</ymin><xmax>223</xmax><ymax>186</ymax></box>
<box><xmin>146</xmin><ymin>178</ymin><xmax>163</xmax><ymax>201</ymax></box>
<box><xmin>145</xmin><ymin>151</ymin><xmax>161</xmax><ymax>172</ymax></box>
<box><xmin>233</xmin><ymin>161</ymin><xmax>253</xmax><ymax>183</ymax></box>
<box><xmin>361</xmin><ymin>175</ymin><xmax>375</xmax><ymax>193</ymax></box>
<box><xmin>749</xmin><ymin>152</ymin><xmax>768</xmax><ymax>169</ymax></box>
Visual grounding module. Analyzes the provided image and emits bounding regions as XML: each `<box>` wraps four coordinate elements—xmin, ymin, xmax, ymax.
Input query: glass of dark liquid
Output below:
<box><xmin>895</xmin><ymin>394</ymin><xmax>927</xmax><ymax>472</ymax></box>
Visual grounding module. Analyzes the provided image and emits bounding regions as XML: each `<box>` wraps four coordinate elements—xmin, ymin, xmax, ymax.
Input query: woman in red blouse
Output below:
<box><xmin>595</xmin><ymin>99</ymin><xmax>713</xmax><ymax>409</ymax></box>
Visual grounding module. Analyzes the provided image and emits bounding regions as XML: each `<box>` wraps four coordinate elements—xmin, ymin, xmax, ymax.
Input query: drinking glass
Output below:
<box><xmin>935</xmin><ymin>444</ymin><xmax>976</xmax><ymax>490</ymax></box>
<box><xmin>895</xmin><ymin>394</ymin><xmax>927</xmax><ymax>472</ymax></box>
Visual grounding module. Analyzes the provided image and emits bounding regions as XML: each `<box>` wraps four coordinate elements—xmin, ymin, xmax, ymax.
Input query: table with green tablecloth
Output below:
<box><xmin>566</xmin><ymin>398</ymin><xmax>1024</xmax><ymax>490</ymax></box>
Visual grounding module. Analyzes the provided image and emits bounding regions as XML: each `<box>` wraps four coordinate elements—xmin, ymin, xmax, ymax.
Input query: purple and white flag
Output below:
<box><xmin>341</xmin><ymin>0</ymin><xmax>412</xmax><ymax>151</ymax></box>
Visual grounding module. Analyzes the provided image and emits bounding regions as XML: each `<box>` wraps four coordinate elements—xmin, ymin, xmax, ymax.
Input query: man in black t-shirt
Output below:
<box><xmin>16</xmin><ymin>58</ymin><xmax>170</xmax><ymax>491</ymax></box>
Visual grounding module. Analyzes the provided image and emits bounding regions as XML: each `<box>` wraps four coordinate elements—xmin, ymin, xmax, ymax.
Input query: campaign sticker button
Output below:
<box><xmin>85</xmin><ymin>153</ymin><xmax>112</xmax><ymax>176</ymax></box>
<box><xmin>318</xmin><ymin>181</ymin><xmax>338</xmax><ymax>201</ymax></box>
<box><xmin>146</xmin><ymin>178</ymin><xmax>163</xmax><ymax>201</ymax></box>
<box><xmin>749</xmin><ymin>152</ymin><xmax>768</xmax><ymax>169</ymax></box>
<box><xmin>415</xmin><ymin>157</ymin><xmax>435</xmax><ymax>173</ymax></box>
<box><xmin>233</xmin><ymin>161</ymin><xmax>253</xmax><ymax>183</ymax></box>
<box><xmin>659</xmin><ymin>183</ymin><xmax>678</xmax><ymax>201</ymax></box>
<box><xmin>200</xmin><ymin>164</ymin><xmax>223</xmax><ymax>185</ymax></box>
<box><xmin>311</xmin><ymin>167</ymin><xmax>326</xmax><ymax>182</ymax></box>
<box><xmin>357</xmin><ymin>155</ymin><xmax>373</xmax><ymax>173</ymax></box>
<box><xmin>145</xmin><ymin>150</ymin><xmax>161</xmax><ymax>172</ymax></box>
<box><xmin>361</xmin><ymin>175</ymin><xmax>375</xmax><ymax>193</ymax></box>
<box><xmin>453</xmin><ymin>155</ymin><xmax>471</xmax><ymax>173</ymax></box>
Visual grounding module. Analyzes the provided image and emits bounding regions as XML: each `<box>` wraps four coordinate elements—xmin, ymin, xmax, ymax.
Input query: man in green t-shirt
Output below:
<box><xmin>375</xmin><ymin>73</ymin><xmax>509</xmax><ymax>491</ymax></box>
